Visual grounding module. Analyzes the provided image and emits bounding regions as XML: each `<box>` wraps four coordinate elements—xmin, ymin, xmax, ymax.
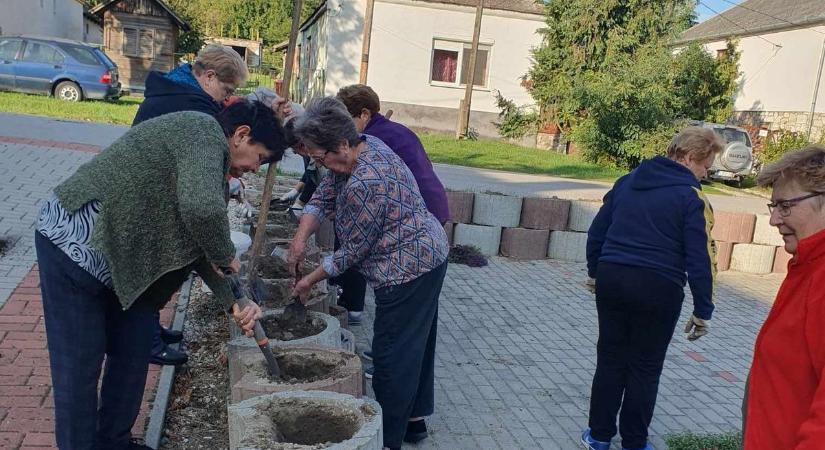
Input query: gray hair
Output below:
<box><xmin>291</xmin><ymin>96</ymin><xmax>361</xmax><ymax>153</ymax></box>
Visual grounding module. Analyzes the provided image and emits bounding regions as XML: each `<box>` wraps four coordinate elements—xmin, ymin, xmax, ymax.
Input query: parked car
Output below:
<box><xmin>0</xmin><ymin>35</ymin><xmax>120</xmax><ymax>101</ymax></box>
<box><xmin>690</xmin><ymin>121</ymin><xmax>754</xmax><ymax>185</ymax></box>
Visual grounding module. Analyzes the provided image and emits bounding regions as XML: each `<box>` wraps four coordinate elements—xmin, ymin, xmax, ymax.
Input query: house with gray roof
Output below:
<box><xmin>679</xmin><ymin>0</ymin><xmax>825</xmax><ymax>138</ymax></box>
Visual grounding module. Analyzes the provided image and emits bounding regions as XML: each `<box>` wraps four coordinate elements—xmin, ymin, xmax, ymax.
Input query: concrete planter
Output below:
<box><xmin>752</xmin><ymin>215</ymin><xmax>783</xmax><ymax>246</ymax></box>
<box><xmin>547</xmin><ymin>231</ymin><xmax>587</xmax><ymax>263</ymax></box>
<box><xmin>499</xmin><ymin>228</ymin><xmax>550</xmax><ymax>260</ymax></box>
<box><xmin>716</xmin><ymin>241</ymin><xmax>734</xmax><ymax>272</ymax></box>
<box><xmin>444</xmin><ymin>222</ymin><xmax>454</xmax><ymax>246</ymax></box>
<box><xmin>228</xmin><ymin>346</ymin><xmax>363</xmax><ymax>403</ymax></box>
<box><xmin>711</xmin><ymin>212</ymin><xmax>756</xmax><ymax>244</ymax></box>
<box><xmin>520</xmin><ymin>197</ymin><xmax>571</xmax><ymax>230</ymax></box>
<box><xmin>730</xmin><ymin>244</ymin><xmax>776</xmax><ymax>274</ymax></box>
<box><xmin>567</xmin><ymin>201</ymin><xmax>602</xmax><ymax>232</ymax></box>
<box><xmin>446</xmin><ymin>191</ymin><xmax>474</xmax><ymax>224</ymax></box>
<box><xmin>317</xmin><ymin>218</ymin><xmax>336</xmax><ymax>250</ymax></box>
<box><xmin>472</xmin><ymin>193</ymin><xmax>523</xmax><ymax>228</ymax></box>
<box><xmin>230</xmin><ymin>309</ymin><xmax>341</xmax><ymax>351</ymax></box>
<box><xmin>773</xmin><ymin>246</ymin><xmax>793</xmax><ymax>273</ymax></box>
<box><xmin>453</xmin><ymin>223</ymin><xmax>502</xmax><ymax>256</ymax></box>
<box><xmin>228</xmin><ymin>391</ymin><xmax>382</xmax><ymax>450</ymax></box>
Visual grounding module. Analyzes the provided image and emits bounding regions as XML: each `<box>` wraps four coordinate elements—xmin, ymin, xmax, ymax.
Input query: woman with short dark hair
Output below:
<box><xmin>35</xmin><ymin>100</ymin><xmax>285</xmax><ymax>450</ymax></box>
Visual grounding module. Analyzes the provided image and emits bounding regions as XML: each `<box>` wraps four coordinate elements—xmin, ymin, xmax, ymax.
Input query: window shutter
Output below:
<box><xmin>122</xmin><ymin>27</ymin><xmax>138</xmax><ymax>56</ymax></box>
<box><xmin>139</xmin><ymin>30</ymin><xmax>154</xmax><ymax>58</ymax></box>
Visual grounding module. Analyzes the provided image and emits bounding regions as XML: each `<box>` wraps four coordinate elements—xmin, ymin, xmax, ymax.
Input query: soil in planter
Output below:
<box><xmin>259</xmin><ymin>400</ymin><xmax>361</xmax><ymax>447</ymax></box>
<box><xmin>256</xmin><ymin>256</ymin><xmax>313</xmax><ymax>279</ymax></box>
<box><xmin>248</xmin><ymin>351</ymin><xmax>346</xmax><ymax>384</ymax></box>
<box><xmin>260</xmin><ymin>314</ymin><xmax>325</xmax><ymax>341</ymax></box>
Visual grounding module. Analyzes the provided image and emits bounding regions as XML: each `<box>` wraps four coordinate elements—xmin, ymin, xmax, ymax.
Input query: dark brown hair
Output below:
<box><xmin>336</xmin><ymin>84</ymin><xmax>380</xmax><ymax>117</ymax></box>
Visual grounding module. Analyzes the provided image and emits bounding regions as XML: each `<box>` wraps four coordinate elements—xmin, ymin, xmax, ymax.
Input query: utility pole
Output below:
<box><xmin>456</xmin><ymin>0</ymin><xmax>484</xmax><ymax>139</ymax></box>
<box><xmin>359</xmin><ymin>0</ymin><xmax>376</xmax><ymax>84</ymax></box>
<box><xmin>807</xmin><ymin>36</ymin><xmax>825</xmax><ymax>140</ymax></box>
<box><xmin>248</xmin><ymin>0</ymin><xmax>304</xmax><ymax>277</ymax></box>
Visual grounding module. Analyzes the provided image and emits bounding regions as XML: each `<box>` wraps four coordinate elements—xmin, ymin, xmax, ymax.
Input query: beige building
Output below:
<box><xmin>0</xmin><ymin>0</ymin><xmax>86</xmax><ymax>42</ymax></box>
<box><xmin>678</xmin><ymin>0</ymin><xmax>825</xmax><ymax>138</ymax></box>
<box><xmin>290</xmin><ymin>0</ymin><xmax>544</xmax><ymax>138</ymax></box>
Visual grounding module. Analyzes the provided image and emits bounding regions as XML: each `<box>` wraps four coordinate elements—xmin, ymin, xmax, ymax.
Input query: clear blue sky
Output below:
<box><xmin>695</xmin><ymin>0</ymin><xmax>742</xmax><ymax>23</ymax></box>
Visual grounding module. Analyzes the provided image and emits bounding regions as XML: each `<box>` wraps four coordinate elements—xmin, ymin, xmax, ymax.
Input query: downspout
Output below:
<box><xmin>807</xmin><ymin>36</ymin><xmax>825</xmax><ymax>140</ymax></box>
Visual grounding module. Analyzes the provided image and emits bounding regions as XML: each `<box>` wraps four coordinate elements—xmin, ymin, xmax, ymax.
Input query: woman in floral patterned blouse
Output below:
<box><xmin>287</xmin><ymin>97</ymin><xmax>448</xmax><ymax>450</ymax></box>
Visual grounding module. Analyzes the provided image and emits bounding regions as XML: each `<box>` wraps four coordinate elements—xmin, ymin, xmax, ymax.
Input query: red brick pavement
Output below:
<box><xmin>0</xmin><ymin>136</ymin><xmax>102</xmax><ymax>154</ymax></box>
<box><xmin>0</xmin><ymin>266</ymin><xmax>172</xmax><ymax>449</ymax></box>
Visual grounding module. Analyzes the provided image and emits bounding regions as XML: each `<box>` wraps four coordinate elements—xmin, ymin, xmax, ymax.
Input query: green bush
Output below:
<box><xmin>665</xmin><ymin>432</ymin><xmax>741</xmax><ymax>450</ymax></box>
<box><xmin>760</xmin><ymin>130</ymin><xmax>821</xmax><ymax>165</ymax></box>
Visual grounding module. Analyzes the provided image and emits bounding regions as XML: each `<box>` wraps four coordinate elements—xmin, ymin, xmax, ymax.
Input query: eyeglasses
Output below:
<box><xmin>310</xmin><ymin>149</ymin><xmax>332</xmax><ymax>163</ymax></box>
<box><xmin>767</xmin><ymin>192</ymin><xmax>824</xmax><ymax>217</ymax></box>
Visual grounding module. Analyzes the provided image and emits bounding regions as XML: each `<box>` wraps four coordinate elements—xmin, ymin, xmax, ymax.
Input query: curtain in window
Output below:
<box><xmin>431</xmin><ymin>49</ymin><xmax>457</xmax><ymax>83</ymax></box>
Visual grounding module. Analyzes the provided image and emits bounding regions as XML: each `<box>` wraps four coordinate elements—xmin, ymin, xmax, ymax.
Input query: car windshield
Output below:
<box><xmin>57</xmin><ymin>44</ymin><xmax>100</xmax><ymax>66</ymax></box>
<box><xmin>713</xmin><ymin>128</ymin><xmax>752</xmax><ymax>147</ymax></box>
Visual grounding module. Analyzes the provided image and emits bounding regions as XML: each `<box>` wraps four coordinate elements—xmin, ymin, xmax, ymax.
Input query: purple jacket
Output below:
<box><xmin>363</xmin><ymin>113</ymin><xmax>450</xmax><ymax>223</ymax></box>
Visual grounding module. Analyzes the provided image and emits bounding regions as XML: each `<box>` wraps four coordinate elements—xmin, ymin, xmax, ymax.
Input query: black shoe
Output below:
<box><xmin>404</xmin><ymin>419</ymin><xmax>428</xmax><ymax>443</ymax></box>
<box><xmin>160</xmin><ymin>327</ymin><xmax>183</xmax><ymax>345</ymax></box>
<box><xmin>129</xmin><ymin>438</ymin><xmax>153</xmax><ymax>449</ymax></box>
<box><xmin>149</xmin><ymin>345</ymin><xmax>188</xmax><ymax>366</ymax></box>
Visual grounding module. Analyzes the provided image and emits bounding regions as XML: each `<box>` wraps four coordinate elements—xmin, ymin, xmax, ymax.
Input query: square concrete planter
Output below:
<box><xmin>567</xmin><ymin>201</ymin><xmax>602</xmax><ymax>232</ymax></box>
<box><xmin>316</xmin><ymin>218</ymin><xmax>335</xmax><ymax>250</ymax></box>
<box><xmin>446</xmin><ymin>191</ymin><xmax>474</xmax><ymax>224</ymax></box>
<box><xmin>472</xmin><ymin>193</ymin><xmax>523</xmax><ymax>228</ymax></box>
<box><xmin>444</xmin><ymin>222</ymin><xmax>454</xmax><ymax>246</ymax></box>
<box><xmin>711</xmin><ymin>211</ymin><xmax>756</xmax><ymax>244</ymax></box>
<box><xmin>520</xmin><ymin>197</ymin><xmax>571</xmax><ymax>230</ymax></box>
<box><xmin>499</xmin><ymin>228</ymin><xmax>550</xmax><ymax>260</ymax></box>
<box><xmin>752</xmin><ymin>215</ymin><xmax>784</xmax><ymax>246</ymax></box>
<box><xmin>730</xmin><ymin>244</ymin><xmax>776</xmax><ymax>274</ymax></box>
<box><xmin>453</xmin><ymin>223</ymin><xmax>502</xmax><ymax>256</ymax></box>
<box><xmin>547</xmin><ymin>231</ymin><xmax>588</xmax><ymax>263</ymax></box>
<box><xmin>715</xmin><ymin>241</ymin><xmax>734</xmax><ymax>272</ymax></box>
<box><xmin>773</xmin><ymin>246</ymin><xmax>793</xmax><ymax>273</ymax></box>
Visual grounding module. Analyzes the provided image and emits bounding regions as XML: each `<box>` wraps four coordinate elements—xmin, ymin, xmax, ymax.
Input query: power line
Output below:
<box><xmin>697</xmin><ymin>0</ymin><xmax>782</xmax><ymax>48</ymax></box>
<box><xmin>717</xmin><ymin>0</ymin><xmax>825</xmax><ymax>36</ymax></box>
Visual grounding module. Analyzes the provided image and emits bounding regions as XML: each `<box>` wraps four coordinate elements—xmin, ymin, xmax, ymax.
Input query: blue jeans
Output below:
<box><xmin>35</xmin><ymin>231</ymin><xmax>156</xmax><ymax>450</ymax></box>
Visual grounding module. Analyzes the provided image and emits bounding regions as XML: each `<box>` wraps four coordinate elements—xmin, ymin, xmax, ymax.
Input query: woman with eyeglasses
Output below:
<box><xmin>582</xmin><ymin>126</ymin><xmax>724</xmax><ymax>450</ymax></box>
<box><xmin>285</xmin><ymin>97</ymin><xmax>448</xmax><ymax>450</ymax></box>
<box><xmin>742</xmin><ymin>146</ymin><xmax>825</xmax><ymax>449</ymax></box>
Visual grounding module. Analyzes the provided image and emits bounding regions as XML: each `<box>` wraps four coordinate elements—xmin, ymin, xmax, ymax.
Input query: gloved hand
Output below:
<box><xmin>684</xmin><ymin>315</ymin><xmax>709</xmax><ymax>341</ymax></box>
<box><xmin>584</xmin><ymin>277</ymin><xmax>596</xmax><ymax>294</ymax></box>
<box><xmin>279</xmin><ymin>188</ymin><xmax>299</xmax><ymax>202</ymax></box>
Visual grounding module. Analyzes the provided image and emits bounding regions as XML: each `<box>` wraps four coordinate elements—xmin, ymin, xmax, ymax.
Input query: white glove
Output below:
<box><xmin>684</xmin><ymin>315</ymin><xmax>709</xmax><ymax>341</ymax></box>
<box><xmin>584</xmin><ymin>277</ymin><xmax>596</xmax><ymax>294</ymax></box>
<box><xmin>279</xmin><ymin>188</ymin><xmax>299</xmax><ymax>202</ymax></box>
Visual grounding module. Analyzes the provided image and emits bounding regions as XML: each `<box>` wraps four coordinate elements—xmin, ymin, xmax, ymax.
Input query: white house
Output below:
<box><xmin>678</xmin><ymin>0</ymin><xmax>825</xmax><ymax>138</ymax></box>
<box><xmin>290</xmin><ymin>0</ymin><xmax>544</xmax><ymax>138</ymax></box>
<box><xmin>0</xmin><ymin>0</ymin><xmax>89</xmax><ymax>43</ymax></box>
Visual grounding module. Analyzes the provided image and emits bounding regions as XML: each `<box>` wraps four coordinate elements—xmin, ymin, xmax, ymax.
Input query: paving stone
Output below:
<box><xmin>472</xmin><ymin>193</ymin><xmax>523</xmax><ymax>228</ymax></box>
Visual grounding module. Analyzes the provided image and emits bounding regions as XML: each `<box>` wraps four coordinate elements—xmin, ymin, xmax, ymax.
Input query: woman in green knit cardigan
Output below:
<box><xmin>34</xmin><ymin>100</ymin><xmax>287</xmax><ymax>450</ymax></box>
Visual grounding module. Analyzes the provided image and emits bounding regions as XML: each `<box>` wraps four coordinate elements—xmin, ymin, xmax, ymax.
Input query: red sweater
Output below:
<box><xmin>745</xmin><ymin>228</ymin><xmax>825</xmax><ymax>449</ymax></box>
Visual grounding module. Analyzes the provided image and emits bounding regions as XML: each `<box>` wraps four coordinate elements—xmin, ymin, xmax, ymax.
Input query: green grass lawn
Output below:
<box><xmin>419</xmin><ymin>133</ymin><xmax>627</xmax><ymax>182</ymax></box>
<box><xmin>665</xmin><ymin>432</ymin><xmax>742</xmax><ymax>450</ymax></box>
<box><xmin>0</xmin><ymin>91</ymin><xmax>141</xmax><ymax>125</ymax></box>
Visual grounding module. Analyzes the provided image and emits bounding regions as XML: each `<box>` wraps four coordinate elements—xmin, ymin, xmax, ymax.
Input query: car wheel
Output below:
<box><xmin>55</xmin><ymin>81</ymin><xmax>82</xmax><ymax>102</ymax></box>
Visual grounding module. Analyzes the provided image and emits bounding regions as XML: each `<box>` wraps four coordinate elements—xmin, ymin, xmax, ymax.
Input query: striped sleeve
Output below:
<box><xmin>684</xmin><ymin>187</ymin><xmax>717</xmax><ymax>320</ymax></box>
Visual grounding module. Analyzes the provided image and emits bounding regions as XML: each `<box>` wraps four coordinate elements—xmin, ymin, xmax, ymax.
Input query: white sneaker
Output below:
<box><xmin>279</xmin><ymin>188</ymin><xmax>299</xmax><ymax>202</ymax></box>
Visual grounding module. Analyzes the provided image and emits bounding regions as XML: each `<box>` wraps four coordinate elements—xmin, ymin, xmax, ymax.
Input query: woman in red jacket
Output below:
<box><xmin>744</xmin><ymin>146</ymin><xmax>825</xmax><ymax>449</ymax></box>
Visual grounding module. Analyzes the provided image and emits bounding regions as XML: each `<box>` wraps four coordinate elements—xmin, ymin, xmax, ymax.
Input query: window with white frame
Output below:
<box><xmin>430</xmin><ymin>39</ymin><xmax>491</xmax><ymax>88</ymax></box>
<box><xmin>122</xmin><ymin>27</ymin><xmax>154</xmax><ymax>58</ymax></box>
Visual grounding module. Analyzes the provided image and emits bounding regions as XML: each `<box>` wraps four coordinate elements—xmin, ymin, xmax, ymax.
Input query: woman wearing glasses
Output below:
<box><xmin>286</xmin><ymin>97</ymin><xmax>448</xmax><ymax>450</ymax></box>
<box><xmin>743</xmin><ymin>146</ymin><xmax>825</xmax><ymax>449</ymax></box>
<box><xmin>582</xmin><ymin>127</ymin><xmax>724</xmax><ymax>450</ymax></box>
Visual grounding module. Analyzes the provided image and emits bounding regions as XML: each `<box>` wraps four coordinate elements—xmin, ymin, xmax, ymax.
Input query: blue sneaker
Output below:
<box><xmin>623</xmin><ymin>445</ymin><xmax>653</xmax><ymax>450</ymax></box>
<box><xmin>581</xmin><ymin>429</ymin><xmax>610</xmax><ymax>450</ymax></box>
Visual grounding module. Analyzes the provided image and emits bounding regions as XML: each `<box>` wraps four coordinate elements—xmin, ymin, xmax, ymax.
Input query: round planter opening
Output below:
<box><xmin>260</xmin><ymin>313</ymin><xmax>325</xmax><ymax>342</ymax></box>
<box><xmin>255</xmin><ymin>349</ymin><xmax>344</xmax><ymax>383</ymax></box>
<box><xmin>259</xmin><ymin>279</ymin><xmax>325</xmax><ymax>309</ymax></box>
<box><xmin>270</xmin><ymin>399</ymin><xmax>360</xmax><ymax>445</ymax></box>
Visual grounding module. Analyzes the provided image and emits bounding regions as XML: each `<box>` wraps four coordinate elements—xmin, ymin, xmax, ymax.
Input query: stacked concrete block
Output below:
<box><xmin>446</xmin><ymin>191</ymin><xmax>474</xmax><ymax>223</ymax></box>
<box><xmin>472</xmin><ymin>193</ymin><xmax>523</xmax><ymax>227</ymax></box>
<box><xmin>229</xmin><ymin>309</ymin><xmax>341</xmax><ymax>351</ymax></box>
<box><xmin>773</xmin><ymin>246</ymin><xmax>793</xmax><ymax>273</ymax></box>
<box><xmin>752</xmin><ymin>215</ymin><xmax>784</xmax><ymax>246</ymax></box>
<box><xmin>548</xmin><ymin>231</ymin><xmax>588</xmax><ymax>263</ymax></box>
<box><xmin>316</xmin><ymin>218</ymin><xmax>335</xmax><ymax>250</ymax></box>
<box><xmin>715</xmin><ymin>241</ymin><xmax>734</xmax><ymax>272</ymax></box>
<box><xmin>499</xmin><ymin>228</ymin><xmax>551</xmax><ymax>260</ymax></box>
<box><xmin>520</xmin><ymin>197</ymin><xmax>571</xmax><ymax>230</ymax></box>
<box><xmin>444</xmin><ymin>222</ymin><xmax>454</xmax><ymax>246</ymax></box>
<box><xmin>567</xmin><ymin>201</ymin><xmax>603</xmax><ymax>232</ymax></box>
<box><xmin>730</xmin><ymin>244</ymin><xmax>776</xmax><ymax>274</ymax></box>
<box><xmin>453</xmin><ymin>223</ymin><xmax>502</xmax><ymax>256</ymax></box>
<box><xmin>711</xmin><ymin>212</ymin><xmax>756</xmax><ymax>243</ymax></box>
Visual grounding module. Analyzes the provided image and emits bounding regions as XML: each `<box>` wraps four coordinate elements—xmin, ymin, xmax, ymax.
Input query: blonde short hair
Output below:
<box><xmin>192</xmin><ymin>44</ymin><xmax>248</xmax><ymax>86</ymax></box>
<box><xmin>667</xmin><ymin>126</ymin><xmax>725</xmax><ymax>162</ymax></box>
<box><xmin>757</xmin><ymin>145</ymin><xmax>825</xmax><ymax>194</ymax></box>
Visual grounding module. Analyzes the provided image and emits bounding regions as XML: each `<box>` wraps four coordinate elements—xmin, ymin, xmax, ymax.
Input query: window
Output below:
<box><xmin>716</xmin><ymin>49</ymin><xmax>728</xmax><ymax>60</ymax></box>
<box><xmin>22</xmin><ymin>42</ymin><xmax>63</xmax><ymax>65</ymax></box>
<box><xmin>58</xmin><ymin>44</ymin><xmax>99</xmax><ymax>66</ymax></box>
<box><xmin>122</xmin><ymin>27</ymin><xmax>154</xmax><ymax>58</ymax></box>
<box><xmin>430</xmin><ymin>39</ymin><xmax>491</xmax><ymax>88</ymax></box>
<box><xmin>0</xmin><ymin>39</ymin><xmax>22</xmax><ymax>61</ymax></box>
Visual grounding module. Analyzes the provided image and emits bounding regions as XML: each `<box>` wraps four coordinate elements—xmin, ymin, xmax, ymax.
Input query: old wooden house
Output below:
<box><xmin>89</xmin><ymin>0</ymin><xmax>190</xmax><ymax>91</ymax></box>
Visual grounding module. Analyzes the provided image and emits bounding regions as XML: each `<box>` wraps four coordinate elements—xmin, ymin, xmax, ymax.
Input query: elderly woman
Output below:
<box><xmin>35</xmin><ymin>100</ymin><xmax>285</xmax><ymax>450</ymax></box>
<box><xmin>286</xmin><ymin>97</ymin><xmax>449</xmax><ymax>450</ymax></box>
<box><xmin>582</xmin><ymin>127</ymin><xmax>723</xmax><ymax>450</ymax></box>
<box><xmin>743</xmin><ymin>146</ymin><xmax>825</xmax><ymax>449</ymax></box>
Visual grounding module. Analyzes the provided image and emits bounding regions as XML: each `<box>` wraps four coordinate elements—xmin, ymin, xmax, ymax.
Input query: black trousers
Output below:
<box><xmin>329</xmin><ymin>235</ymin><xmax>367</xmax><ymax>313</ymax></box>
<box><xmin>588</xmin><ymin>262</ymin><xmax>684</xmax><ymax>450</ymax></box>
<box><xmin>372</xmin><ymin>261</ymin><xmax>447</xmax><ymax>448</ymax></box>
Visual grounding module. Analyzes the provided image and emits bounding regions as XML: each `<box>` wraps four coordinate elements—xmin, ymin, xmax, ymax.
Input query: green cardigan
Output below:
<box><xmin>55</xmin><ymin>111</ymin><xmax>235</xmax><ymax>310</ymax></box>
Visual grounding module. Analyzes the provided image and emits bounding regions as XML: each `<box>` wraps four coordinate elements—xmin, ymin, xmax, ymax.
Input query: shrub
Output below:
<box><xmin>448</xmin><ymin>245</ymin><xmax>488</xmax><ymax>267</ymax></box>
<box><xmin>760</xmin><ymin>130</ymin><xmax>822</xmax><ymax>166</ymax></box>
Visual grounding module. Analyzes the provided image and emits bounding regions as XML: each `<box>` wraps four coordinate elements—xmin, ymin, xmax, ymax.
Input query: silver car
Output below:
<box><xmin>692</xmin><ymin>122</ymin><xmax>754</xmax><ymax>185</ymax></box>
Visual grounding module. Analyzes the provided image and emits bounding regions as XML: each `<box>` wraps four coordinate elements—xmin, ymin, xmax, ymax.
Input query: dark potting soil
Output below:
<box><xmin>160</xmin><ymin>287</ymin><xmax>231</xmax><ymax>450</ymax></box>
<box><xmin>256</xmin><ymin>256</ymin><xmax>314</xmax><ymax>280</ymax></box>
<box><xmin>249</xmin><ymin>352</ymin><xmax>346</xmax><ymax>384</ymax></box>
<box><xmin>260</xmin><ymin>314</ymin><xmax>325</xmax><ymax>341</ymax></box>
<box><xmin>267</xmin><ymin>400</ymin><xmax>361</xmax><ymax>446</ymax></box>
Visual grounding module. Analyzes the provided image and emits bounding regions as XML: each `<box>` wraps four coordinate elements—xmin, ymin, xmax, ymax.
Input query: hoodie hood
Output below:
<box><xmin>143</xmin><ymin>70</ymin><xmax>216</xmax><ymax>104</ymax></box>
<box><xmin>630</xmin><ymin>155</ymin><xmax>701</xmax><ymax>191</ymax></box>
